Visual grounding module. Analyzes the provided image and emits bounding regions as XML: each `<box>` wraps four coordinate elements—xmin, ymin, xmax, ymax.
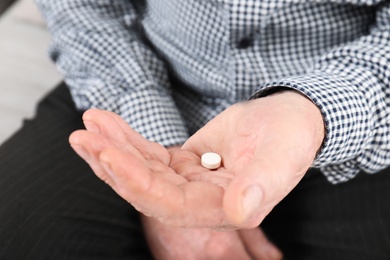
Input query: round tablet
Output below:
<box><xmin>201</xmin><ymin>152</ymin><xmax>222</xmax><ymax>170</ymax></box>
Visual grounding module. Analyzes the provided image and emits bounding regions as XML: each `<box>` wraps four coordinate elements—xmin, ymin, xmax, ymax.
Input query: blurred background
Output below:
<box><xmin>0</xmin><ymin>0</ymin><xmax>62</xmax><ymax>144</ymax></box>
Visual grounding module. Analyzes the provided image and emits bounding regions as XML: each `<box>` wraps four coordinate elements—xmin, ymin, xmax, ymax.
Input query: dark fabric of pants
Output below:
<box><xmin>262</xmin><ymin>168</ymin><xmax>390</xmax><ymax>260</ymax></box>
<box><xmin>0</xmin><ymin>83</ymin><xmax>152</xmax><ymax>260</ymax></box>
<box><xmin>0</xmin><ymin>83</ymin><xmax>389</xmax><ymax>259</ymax></box>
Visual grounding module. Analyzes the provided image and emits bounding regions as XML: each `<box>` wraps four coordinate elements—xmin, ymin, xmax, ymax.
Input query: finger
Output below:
<box><xmin>99</xmin><ymin>147</ymin><xmax>229</xmax><ymax>228</ymax></box>
<box><xmin>83</xmin><ymin>109</ymin><xmax>170</xmax><ymax>165</ymax></box>
<box><xmin>203</xmin><ymin>230</ymin><xmax>252</xmax><ymax>260</ymax></box>
<box><xmin>69</xmin><ymin>130</ymin><xmax>118</xmax><ymax>187</ymax></box>
<box><xmin>239</xmin><ymin>228</ymin><xmax>283</xmax><ymax>260</ymax></box>
<box><xmin>82</xmin><ymin>109</ymin><xmax>128</xmax><ymax>145</ymax></box>
<box><xmin>71</xmin><ymin>117</ymin><xmax>147</xmax><ymax>162</ymax></box>
<box><xmin>223</xmin><ymin>160</ymin><xmax>304</xmax><ymax>228</ymax></box>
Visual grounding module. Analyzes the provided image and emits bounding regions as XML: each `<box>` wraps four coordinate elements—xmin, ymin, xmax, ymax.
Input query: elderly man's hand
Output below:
<box><xmin>68</xmin><ymin>107</ymin><xmax>286</xmax><ymax>259</ymax></box>
<box><xmin>69</xmin><ymin>90</ymin><xmax>324</xmax><ymax>230</ymax></box>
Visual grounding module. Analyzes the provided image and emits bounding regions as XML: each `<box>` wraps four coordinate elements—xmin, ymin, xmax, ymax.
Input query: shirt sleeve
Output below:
<box><xmin>35</xmin><ymin>0</ymin><xmax>188</xmax><ymax>147</ymax></box>
<box><xmin>250</xmin><ymin>1</ymin><xmax>390</xmax><ymax>183</ymax></box>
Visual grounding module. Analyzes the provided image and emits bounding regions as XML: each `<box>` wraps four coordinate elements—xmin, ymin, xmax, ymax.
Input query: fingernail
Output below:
<box><xmin>70</xmin><ymin>144</ymin><xmax>91</xmax><ymax>161</ymax></box>
<box><xmin>83</xmin><ymin>120</ymin><xmax>100</xmax><ymax>134</ymax></box>
<box><xmin>242</xmin><ymin>185</ymin><xmax>263</xmax><ymax>222</ymax></box>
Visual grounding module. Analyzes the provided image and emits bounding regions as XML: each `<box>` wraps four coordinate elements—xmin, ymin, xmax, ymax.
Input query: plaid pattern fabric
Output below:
<box><xmin>36</xmin><ymin>0</ymin><xmax>390</xmax><ymax>184</ymax></box>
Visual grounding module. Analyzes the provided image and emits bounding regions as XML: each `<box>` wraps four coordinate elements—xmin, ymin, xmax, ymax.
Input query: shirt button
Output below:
<box><xmin>237</xmin><ymin>37</ymin><xmax>253</xmax><ymax>49</ymax></box>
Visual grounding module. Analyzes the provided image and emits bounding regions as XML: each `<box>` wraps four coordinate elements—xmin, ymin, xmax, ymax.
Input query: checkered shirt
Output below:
<box><xmin>36</xmin><ymin>0</ymin><xmax>390</xmax><ymax>184</ymax></box>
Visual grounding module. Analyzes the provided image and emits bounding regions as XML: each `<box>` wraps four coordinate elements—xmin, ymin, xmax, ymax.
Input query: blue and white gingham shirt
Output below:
<box><xmin>36</xmin><ymin>0</ymin><xmax>390</xmax><ymax>184</ymax></box>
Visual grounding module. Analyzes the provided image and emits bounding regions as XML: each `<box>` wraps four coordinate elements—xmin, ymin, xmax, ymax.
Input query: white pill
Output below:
<box><xmin>201</xmin><ymin>152</ymin><xmax>222</xmax><ymax>170</ymax></box>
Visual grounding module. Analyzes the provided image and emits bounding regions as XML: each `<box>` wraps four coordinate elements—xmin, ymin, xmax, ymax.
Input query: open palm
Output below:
<box><xmin>69</xmin><ymin>90</ymin><xmax>324</xmax><ymax>230</ymax></box>
<box><xmin>69</xmin><ymin>107</ymin><xmax>288</xmax><ymax>259</ymax></box>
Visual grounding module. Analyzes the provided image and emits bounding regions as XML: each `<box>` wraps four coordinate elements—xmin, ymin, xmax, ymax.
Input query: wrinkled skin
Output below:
<box><xmin>69</xmin><ymin>90</ymin><xmax>324</xmax><ymax>259</ymax></box>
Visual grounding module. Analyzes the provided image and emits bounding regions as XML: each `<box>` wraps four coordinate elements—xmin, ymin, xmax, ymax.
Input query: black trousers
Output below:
<box><xmin>0</xmin><ymin>83</ymin><xmax>389</xmax><ymax>259</ymax></box>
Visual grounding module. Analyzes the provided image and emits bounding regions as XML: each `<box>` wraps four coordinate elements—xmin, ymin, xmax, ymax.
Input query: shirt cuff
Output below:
<box><xmin>250</xmin><ymin>72</ymin><xmax>371</xmax><ymax>184</ymax></box>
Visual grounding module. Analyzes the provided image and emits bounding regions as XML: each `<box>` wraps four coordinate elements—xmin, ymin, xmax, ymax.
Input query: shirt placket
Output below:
<box><xmin>227</xmin><ymin>0</ymin><xmax>270</xmax><ymax>101</ymax></box>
